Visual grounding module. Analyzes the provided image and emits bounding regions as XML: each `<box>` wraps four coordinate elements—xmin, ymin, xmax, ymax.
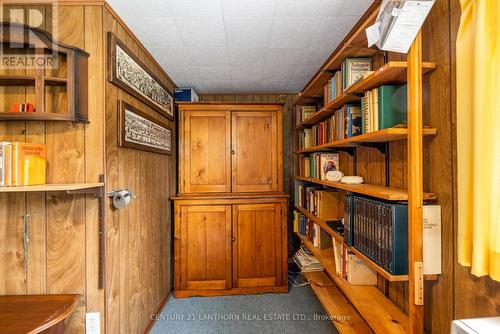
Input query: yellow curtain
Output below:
<box><xmin>457</xmin><ymin>0</ymin><xmax>500</xmax><ymax>281</ymax></box>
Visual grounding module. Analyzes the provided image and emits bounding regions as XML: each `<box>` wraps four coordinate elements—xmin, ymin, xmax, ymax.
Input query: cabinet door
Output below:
<box><xmin>181</xmin><ymin>111</ymin><xmax>231</xmax><ymax>193</ymax></box>
<box><xmin>180</xmin><ymin>205</ymin><xmax>232</xmax><ymax>290</ymax></box>
<box><xmin>232</xmin><ymin>203</ymin><xmax>283</xmax><ymax>288</ymax></box>
<box><xmin>231</xmin><ymin>111</ymin><xmax>278</xmax><ymax>192</ymax></box>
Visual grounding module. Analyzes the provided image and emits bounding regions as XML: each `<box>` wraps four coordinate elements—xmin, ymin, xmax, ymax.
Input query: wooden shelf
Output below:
<box><xmin>296</xmin><ymin>127</ymin><xmax>438</xmax><ymax>153</ymax></box>
<box><xmin>296</xmin><ymin>93</ymin><xmax>361</xmax><ymax>129</ymax></box>
<box><xmin>297</xmin><ymin>233</ymin><xmax>409</xmax><ymax>334</ymax></box>
<box><xmin>295</xmin><ymin>176</ymin><xmax>436</xmax><ymax>201</ymax></box>
<box><xmin>294</xmin><ymin>206</ymin><xmax>344</xmax><ymax>243</ymax></box>
<box><xmin>345</xmin><ymin>61</ymin><xmax>436</xmax><ymax>94</ymax></box>
<box><xmin>45</xmin><ymin>77</ymin><xmax>68</xmax><ymax>86</ymax></box>
<box><xmin>0</xmin><ymin>75</ymin><xmax>67</xmax><ymax>86</ymax></box>
<box><xmin>0</xmin><ymin>183</ymin><xmax>104</xmax><ymax>193</ymax></box>
<box><xmin>303</xmin><ymin>271</ymin><xmax>374</xmax><ymax>334</ymax></box>
<box><xmin>0</xmin><ymin>112</ymin><xmax>88</xmax><ymax>123</ymax></box>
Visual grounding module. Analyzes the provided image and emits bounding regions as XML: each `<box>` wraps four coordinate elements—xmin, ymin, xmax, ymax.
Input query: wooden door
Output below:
<box><xmin>231</xmin><ymin>111</ymin><xmax>278</xmax><ymax>192</ymax></box>
<box><xmin>181</xmin><ymin>111</ymin><xmax>231</xmax><ymax>193</ymax></box>
<box><xmin>180</xmin><ymin>205</ymin><xmax>232</xmax><ymax>290</ymax></box>
<box><xmin>232</xmin><ymin>203</ymin><xmax>282</xmax><ymax>288</ymax></box>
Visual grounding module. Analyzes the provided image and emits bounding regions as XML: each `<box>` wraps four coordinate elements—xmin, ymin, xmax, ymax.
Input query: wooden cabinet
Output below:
<box><xmin>175</xmin><ymin>102</ymin><xmax>287</xmax><ymax>298</ymax></box>
<box><xmin>181</xmin><ymin>111</ymin><xmax>231</xmax><ymax>193</ymax></box>
<box><xmin>179</xmin><ymin>205</ymin><xmax>232</xmax><ymax>291</ymax></box>
<box><xmin>232</xmin><ymin>203</ymin><xmax>283</xmax><ymax>288</ymax></box>
<box><xmin>232</xmin><ymin>112</ymin><xmax>278</xmax><ymax>192</ymax></box>
<box><xmin>173</xmin><ymin>196</ymin><xmax>288</xmax><ymax>298</ymax></box>
<box><xmin>179</xmin><ymin>103</ymin><xmax>283</xmax><ymax>194</ymax></box>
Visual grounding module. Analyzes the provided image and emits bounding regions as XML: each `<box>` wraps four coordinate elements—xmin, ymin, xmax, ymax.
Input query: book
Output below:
<box><xmin>332</xmin><ymin>239</ymin><xmax>343</xmax><ymax>276</ymax></box>
<box><xmin>11</xmin><ymin>142</ymin><xmax>47</xmax><ymax>186</ymax></box>
<box><xmin>319</xmin><ymin>153</ymin><xmax>339</xmax><ymax>180</ymax></box>
<box><xmin>303</xmin><ymin>128</ymin><xmax>313</xmax><ymax>148</ymax></box>
<box><xmin>318</xmin><ymin>228</ymin><xmax>333</xmax><ymax>250</ymax></box>
<box><xmin>0</xmin><ymin>142</ymin><xmax>12</xmax><ymax>186</ymax></box>
<box><xmin>315</xmin><ymin>190</ymin><xmax>343</xmax><ymax>220</ymax></box>
<box><xmin>423</xmin><ymin>205</ymin><xmax>442</xmax><ymax>275</ymax></box>
<box><xmin>342</xmin><ymin>57</ymin><xmax>372</xmax><ymax>90</ymax></box>
<box><xmin>378</xmin><ymin>85</ymin><xmax>407</xmax><ymax>130</ymax></box>
<box><xmin>344</xmin><ymin>104</ymin><xmax>362</xmax><ymax>138</ymax></box>
<box><xmin>301</xmin><ymin>106</ymin><xmax>316</xmax><ymax>121</ymax></box>
<box><xmin>293</xmin><ymin>245</ymin><xmax>324</xmax><ymax>273</ymax></box>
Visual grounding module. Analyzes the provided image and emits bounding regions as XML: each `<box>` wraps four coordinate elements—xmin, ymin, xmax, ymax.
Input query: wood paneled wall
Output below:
<box><xmin>0</xmin><ymin>3</ymin><xmax>175</xmax><ymax>333</ymax></box>
<box><xmin>103</xmin><ymin>5</ymin><xmax>175</xmax><ymax>334</ymax></box>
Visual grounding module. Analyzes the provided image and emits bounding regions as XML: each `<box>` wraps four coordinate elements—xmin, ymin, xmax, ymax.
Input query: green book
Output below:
<box><xmin>378</xmin><ymin>85</ymin><xmax>407</xmax><ymax>129</ymax></box>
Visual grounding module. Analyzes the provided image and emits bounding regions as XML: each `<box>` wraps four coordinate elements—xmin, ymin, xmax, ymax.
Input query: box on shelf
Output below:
<box><xmin>174</xmin><ymin>88</ymin><xmax>199</xmax><ymax>102</ymax></box>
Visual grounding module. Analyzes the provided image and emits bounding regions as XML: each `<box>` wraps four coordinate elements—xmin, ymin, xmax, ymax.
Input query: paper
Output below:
<box><xmin>365</xmin><ymin>0</ymin><xmax>435</xmax><ymax>53</ymax></box>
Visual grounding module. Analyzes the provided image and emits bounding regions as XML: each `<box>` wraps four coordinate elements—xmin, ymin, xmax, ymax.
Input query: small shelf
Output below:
<box><xmin>295</xmin><ymin>176</ymin><xmax>436</xmax><ymax>201</ymax></box>
<box><xmin>294</xmin><ymin>206</ymin><xmax>344</xmax><ymax>243</ymax></box>
<box><xmin>296</xmin><ymin>233</ymin><xmax>409</xmax><ymax>334</ymax></box>
<box><xmin>345</xmin><ymin>61</ymin><xmax>436</xmax><ymax>94</ymax></box>
<box><xmin>0</xmin><ymin>183</ymin><xmax>104</xmax><ymax>193</ymax></box>
<box><xmin>296</xmin><ymin>93</ymin><xmax>361</xmax><ymax>129</ymax></box>
<box><xmin>303</xmin><ymin>271</ymin><xmax>374</xmax><ymax>334</ymax></box>
<box><xmin>45</xmin><ymin>77</ymin><xmax>68</xmax><ymax>86</ymax></box>
<box><xmin>0</xmin><ymin>112</ymin><xmax>88</xmax><ymax>123</ymax></box>
<box><xmin>296</xmin><ymin>127</ymin><xmax>438</xmax><ymax>153</ymax></box>
<box><xmin>0</xmin><ymin>75</ymin><xmax>36</xmax><ymax>86</ymax></box>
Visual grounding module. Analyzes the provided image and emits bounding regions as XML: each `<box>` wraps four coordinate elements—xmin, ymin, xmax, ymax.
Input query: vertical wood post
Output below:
<box><xmin>407</xmin><ymin>31</ymin><xmax>424</xmax><ymax>334</ymax></box>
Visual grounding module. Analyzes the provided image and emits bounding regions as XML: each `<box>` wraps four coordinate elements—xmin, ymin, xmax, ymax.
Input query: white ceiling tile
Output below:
<box><xmin>164</xmin><ymin>0</ymin><xmax>222</xmax><ymax>17</ymax></box>
<box><xmin>224</xmin><ymin>17</ymin><xmax>272</xmax><ymax>47</ymax></box>
<box><xmin>230</xmin><ymin>65</ymin><xmax>264</xmax><ymax>82</ymax></box>
<box><xmin>262</xmin><ymin>64</ymin><xmax>296</xmax><ymax>81</ymax></box>
<box><xmin>197</xmin><ymin>66</ymin><xmax>232</xmax><ymax>81</ymax></box>
<box><xmin>187</xmin><ymin>47</ymin><xmax>228</xmax><ymax>66</ymax></box>
<box><xmin>107</xmin><ymin>0</ymin><xmax>369</xmax><ymax>93</ymax></box>
<box><xmin>259</xmin><ymin>80</ymin><xmax>290</xmax><ymax>92</ymax></box>
<box><xmin>312</xmin><ymin>16</ymin><xmax>358</xmax><ymax>46</ymax></box>
<box><xmin>266</xmin><ymin>47</ymin><xmax>307</xmax><ymax>66</ymax></box>
<box><xmin>174</xmin><ymin>17</ymin><xmax>226</xmax><ymax>47</ymax></box>
<box><xmin>275</xmin><ymin>0</ymin><xmax>332</xmax><ymax>17</ymax></box>
<box><xmin>326</xmin><ymin>0</ymin><xmax>373</xmax><ymax>16</ymax></box>
<box><xmin>108</xmin><ymin>0</ymin><xmax>170</xmax><ymax>18</ymax></box>
<box><xmin>228</xmin><ymin>47</ymin><xmax>268</xmax><ymax>66</ymax></box>
<box><xmin>222</xmin><ymin>0</ymin><xmax>276</xmax><ymax>17</ymax></box>
<box><xmin>269</xmin><ymin>17</ymin><xmax>320</xmax><ymax>48</ymax></box>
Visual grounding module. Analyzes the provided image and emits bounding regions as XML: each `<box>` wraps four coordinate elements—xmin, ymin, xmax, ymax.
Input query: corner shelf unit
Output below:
<box><xmin>0</xmin><ymin>22</ymin><xmax>89</xmax><ymax>123</ymax></box>
<box><xmin>293</xmin><ymin>1</ymin><xmax>436</xmax><ymax>332</ymax></box>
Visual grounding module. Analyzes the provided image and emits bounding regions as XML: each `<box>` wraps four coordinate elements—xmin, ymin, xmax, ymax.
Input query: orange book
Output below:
<box><xmin>0</xmin><ymin>142</ymin><xmax>12</xmax><ymax>186</ymax></box>
<box><xmin>11</xmin><ymin>142</ymin><xmax>47</xmax><ymax>186</ymax></box>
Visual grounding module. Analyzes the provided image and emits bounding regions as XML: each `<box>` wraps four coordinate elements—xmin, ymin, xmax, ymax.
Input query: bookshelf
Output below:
<box><xmin>295</xmin><ymin>176</ymin><xmax>436</xmax><ymax>201</ymax></box>
<box><xmin>295</xmin><ymin>127</ymin><xmax>437</xmax><ymax>153</ymax></box>
<box><xmin>293</xmin><ymin>1</ymin><xmax>434</xmax><ymax>333</ymax></box>
<box><xmin>297</xmin><ymin>234</ymin><xmax>409</xmax><ymax>334</ymax></box>
<box><xmin>0</xmin><ymin>183</ymin><xmax>104</xmax><ymax>193</ymax></box>
<box><xmin>0</xmin><ymin>23</ymin><xmax>89</xmax><ymax>123</ymax></box>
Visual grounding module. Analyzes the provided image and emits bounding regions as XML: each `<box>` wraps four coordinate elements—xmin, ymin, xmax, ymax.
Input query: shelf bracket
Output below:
<box><xmin>66</xmin><ymin>174</ymin><xmax>105</xmax><ymax>290</ymax></box>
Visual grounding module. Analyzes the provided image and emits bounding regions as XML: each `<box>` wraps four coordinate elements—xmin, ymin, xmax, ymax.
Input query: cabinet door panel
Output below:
<box><xmin>232</xmin><ymin>203</ymin><xmax>282</xmax><ymax>288</ymax></box>
<box><xmin>182</xmin><ymin>111</ymin><xmax>231</xmax><ymax>193</ymax></box>
<box><xmin>232</xmin><ymin>112</ymin><xmax>278</xmax><ymax>192</ymax></box>
<box><xmin>180</xmin><ymin>205</ymin><xmax>231</xmax><ymax>290</ymax></box>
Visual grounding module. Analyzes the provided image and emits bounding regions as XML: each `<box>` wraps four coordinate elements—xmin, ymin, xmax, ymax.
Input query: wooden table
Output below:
<box><xmin>0</xmin><ymin>295</ymin><xmax>80</xmax><ymax>334</ymax></box>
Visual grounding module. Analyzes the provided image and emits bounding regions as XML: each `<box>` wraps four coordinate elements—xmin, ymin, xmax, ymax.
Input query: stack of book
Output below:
<box><xmin>360</xmin><ymin>84</ymin><xmax>407</xmax><ymax>133</ymax></box>
<box><xmin>298</xmin><ymin>116</ymin><xmax>338</xmax><ymax>150</ymax></box>
<box><xmin>298</xmin><ymin>153</ymin><xmax>339</xmax><ymax>180</ymax></box>
<box><xmin>325</xmin><ymin>71</ymin><xmax>343</xmax><ymax>104</ymax></box>
<box><xmin>295</xmin><ymin>105</ymin><xmax>317</xmax><ymax>125</ymax></box>
<box><xmin>344</xmin><ymin>194</ymin><xmax>442</xmax><ymax>275</ymax></box>
<box><xmin>293</xmin><ymin>245</ymin><xmax>324</xmax><ymax>273</ymax></box>
<box><xmin>333</xmin><ymin>238</ymin><xmax>378</xmax><ymax>285</ymax></box>
<box><xmin>0</xmin><ymin>142</ymin><xmax>47</xmax><ymax>187</ymax></box>
<box><xmin>296</xmin><ymin>186</ymin><xmax>343</xmax><ymax>221</ymax></box>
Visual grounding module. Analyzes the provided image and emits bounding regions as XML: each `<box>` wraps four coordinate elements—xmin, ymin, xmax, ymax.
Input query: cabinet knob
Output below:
<box><xmin>232</xmin><ymin>236</ymin><xmax>236</xmax><ymax>242</ymax></box>
<box><xmin>231</xmin><ymin>150</ymin><xmax>235</xmax><ymax>155</ymax></box>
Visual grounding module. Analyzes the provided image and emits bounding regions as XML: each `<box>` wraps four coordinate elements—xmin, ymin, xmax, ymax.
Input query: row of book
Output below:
<box><xmin>298</xmin><ymin>153</ymin><xmax>339</xmax><ymax>180</ymax></box>
<box><xmin>343</xmin><ymin>194</ymin><xmax>441</xmax><ymax>275</ymax></box>
<box><xmin>0</xmin><ymin>142</ymin><xmax>47</xmax><ymax>187</ymax></box>
<box><xmin>324</xmin><ymin>57</ymin><xmax>373</xmax><ymax>105</ymax></box>
<box><xmin>294</xmin><ymin>211</ymin><xmax>378</xmax><ymax>285</ymax></box>
<box><xmin>295</xmin><ymin>105</ymin><xmax>317</xmax><ymax>125</ymax></box>
<box><xmin>294</xmin><ymin>184</ymin><xmax>343</xmax><ymax>221</ymax></box>
<box><xmin>361</xmin><ymin>85</ymin><xmax>407</xmax><ymax>133</ymax></box>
